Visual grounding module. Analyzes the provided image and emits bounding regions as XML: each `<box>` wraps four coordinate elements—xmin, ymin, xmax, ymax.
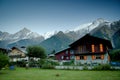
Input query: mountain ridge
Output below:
<box><xmin>39</xmin><ymin>19</ymin><xmax>120</xmax><ymax>54</ymax></box>
<box><xmin>0</xmin><ymin>19</ymin><xmax>120</xmax><ymax>54</ymax></box>
<box><xmin>0</xmin><ymin>27</ymin><xmax>45</xmax><ymax>48</ymax></box>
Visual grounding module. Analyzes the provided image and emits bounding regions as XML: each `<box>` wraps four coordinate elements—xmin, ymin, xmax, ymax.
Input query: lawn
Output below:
<box><xmin>0</xmin><ymin>68</ymin><xmax>120</xmax><ymax>80</ymax></box>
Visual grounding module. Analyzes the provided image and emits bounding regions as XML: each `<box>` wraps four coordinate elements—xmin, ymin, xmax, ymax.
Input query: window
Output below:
<box><xmin>91</xmin><ymin>44</ymin><xmax>95</xmax><ymax>52</ymax></box>
<box><xmin>66</xmin><ymin>57</ymin><xmax>69</xmax><ymax>60</ymax></box>
<box><xmin>76</xmin><ymin>56</ymin><xmax>87</xmax><ymax>60</ymax></box>
<box><xmin>95</xmin><ymin>55</ymin><xmax>101</xmax><ymax>59</ymax></box>
<box><xmin>66</xmin><ymin>50</ymin><xmax>68</xmax><ymax>54</ymax></box>
<box><xmin>80</xmin><ymin>56</ymin><xmax>84</xmax><ymax>60</ymax></box>
<box><xmin>61</xmin><ymin>56</ymin><xmax>64</xmax><ymax>60</ymax></box>
<box><xmin>70</xmin><ymin>56</ymin><xmax>74</xmax><ymax>59</ymax></box>
<box><xmin>70</xmin><ymin>50</ymin><xmax>74</xmax><ymax>54</ymax></box>
<box><xmin>100</xmin><ymin>44</ymin><xmax>103</xmax><ymax>52</ymax></box>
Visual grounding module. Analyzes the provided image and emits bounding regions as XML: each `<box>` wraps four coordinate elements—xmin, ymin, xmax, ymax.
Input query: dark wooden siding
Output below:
<box><xmin>55</xmin><ymin>49</ymin><xmax>72</xmax><ymax>60</ymax></box>
<box><xmin>74</xmin><ymin>43</ymin><xmax>107</xmax><ymax>54</ymax></box>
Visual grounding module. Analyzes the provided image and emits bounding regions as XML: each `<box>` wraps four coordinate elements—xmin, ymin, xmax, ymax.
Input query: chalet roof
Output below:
<box><xmin>69</xmin><ymin>34</ymin><xmax>113</xmax><ymax>49</ymax></box>
<box><xmin>55</xmin><ymin>48</ymin><xmax>70</xmax><ymax>55</ymax></box>
<box><xmin>11</xmin><ymin>46</ymin><xmax>27</xmax><ymax>54</ymax></box>
<box><xmin>9</xmin><ymin>46</ymin><xmax>26</xmax><ymax>57</ymax></box>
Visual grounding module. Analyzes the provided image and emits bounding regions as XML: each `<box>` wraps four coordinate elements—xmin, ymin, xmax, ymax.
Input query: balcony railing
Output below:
<box><xmin>75</xmin><ymin>50</ymin><xmax>105</xmax><ymax>55</ymax></box>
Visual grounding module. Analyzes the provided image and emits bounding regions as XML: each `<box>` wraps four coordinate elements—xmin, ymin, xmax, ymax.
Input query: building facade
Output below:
<box><xmin>8</xmin><ymin>47</ymin><xmax>27</xmax><ymax>62</ymax></box>
<box><xmin>55</xmin><ymin>34</ymin><xmax>113</xmax><ymax>65</ymax></box>
<box><xmin>55</xmin><ymin>48</ymin><xmax>74</xmax><ymax>61</ymax></box>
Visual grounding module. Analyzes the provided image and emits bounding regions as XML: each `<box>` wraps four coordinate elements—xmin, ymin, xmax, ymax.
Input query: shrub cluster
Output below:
<box><xmin>83</xmin><ymin>65</ymin><xmax>88</xmax><ymax>70</ymax></box>
<box><xmin>9</xmin><ymin>60</ymin><xmax>27</xmax><ymax>67</ymax></box>
<box><xmin>41</xmin><ymin>63</ymin><xmax>55</xmax><ymax>69</ymax></box>
<box><xmin>38</xmin><ymin>59</ymin><xmax>59</xmax><ymax>69</ymax></box>
<box><xmin>92</xmin><ymin>64</ymin><xmax>111</xmax><ymax>70</ymax></box>
<box><xmin>63</xmin><ymin>59</ymin><xmax>75</xmax><ymax>66</ymax></box>
<box><xmin>63</xmin><ymin>62</ymin><xmax>72</xmax><ymax>65</ymax></box>
<box><xmin>0</xmin><ymin>52</ymin><xmax>9</xmax><ymax>70</ymax></box>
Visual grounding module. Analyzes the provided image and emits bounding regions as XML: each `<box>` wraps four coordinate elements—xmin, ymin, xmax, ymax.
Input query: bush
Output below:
<box><xmin>29</xmin><ymin>60</ymin><xmax>38</xmax><ymax>67</ymax></box>
<box><xmin>83</xmin><ymin>65</ymin><xmax>88</xmax><ymax>70</ymax></box>
<box><xmin>110</xmin><ymin>49</ymin><xmax>120</xmax><ymax>62</ymax></box>
<box><xmin>9</xmin><ymin>62</ymin><xmax>16</xmax><ymax>66</ymax></box>
<box><xmin>63</xmin><ymin>62</ymin><xmax>71</xmax><ymax>66</ymax></box>
<box><xmin>93</xmin><ymin>64</ymin><xmax>111</xmax><ymax>70</ymax></box>
<box><xmin>38</xmin><ymin>59</ymin><xmax>46</xmax><ymax>68</ymax></box>
<box><xmin>63</xmin><ymin>59</ymin><xmax>75</xmax><ymax>66</ymax></box>
<box><xmin>41</xmin><ymin>63</ymin><xmax>54</xmax><ymax>69</ymax></box>
<box><xmin>16</xmin><ymin>60</ymin><xmax>26</xmax><ymax>67</ymax></box>
<box><xmin>48</xmin><ymin>60</ymin><xmax>59</xmax><ymax>66</ymax></box>
<box><xmin>38</xmin><ymin>59</ymin><xmax>59</xmax><ymax>69</ymax></box>
<box><xmin>0</xmin><ymin>52</ymin><xmax>9</xmax><ymax>70</ymax></box>
<box><xmin>76</xmin><ymin>62</ymin><xmax>83</xmax><ymax>66</ymax></box>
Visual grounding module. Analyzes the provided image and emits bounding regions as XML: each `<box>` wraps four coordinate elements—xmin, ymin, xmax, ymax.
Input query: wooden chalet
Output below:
<box><xmin>8</xmin><ymin>47</ymin><xmax>27</xmax><ymax>62</ymax></box>
<box><xmin>55</xmin><ymin>34</ymin><xmax>113</xmax><ymax>65</ymax></box>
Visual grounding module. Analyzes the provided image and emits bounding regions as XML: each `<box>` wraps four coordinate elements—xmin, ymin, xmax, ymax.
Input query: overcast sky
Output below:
<box><xmin>0</xmin><ymin>0</ymin><xmax>120</xmax><ymax>35</ymax></box>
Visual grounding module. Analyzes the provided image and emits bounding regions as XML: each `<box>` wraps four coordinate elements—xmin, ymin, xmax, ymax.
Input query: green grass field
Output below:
<box><xmin>0</xmin><ymin>68</ymin><xmax>120</xmax><ymax>80</ymax></box>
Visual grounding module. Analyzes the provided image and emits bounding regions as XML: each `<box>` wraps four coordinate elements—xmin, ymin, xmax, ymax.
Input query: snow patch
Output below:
<box><xmin>43</xmin><ymin>31</ymin><xmax>57</xmax><ymax>39</ymax></box>
<box><xmin>73</xmin><ymin>23</ymin><xmax>92</xmax><ymax>31</ymax></box>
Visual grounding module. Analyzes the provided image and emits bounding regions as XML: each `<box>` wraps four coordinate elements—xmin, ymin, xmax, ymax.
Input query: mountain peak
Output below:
<box><xmin>96</xmin><ymin>18</ymin><xmax>105</xmax><ymax>22</ymax></box>
<box><xmin>10</xmin><ymin>27</ymin><xmax>41</xmax><ymax>41</ymax></box>
<box><xmin>20</xmin><ymin>27</ymin><xmax>31</xmax><ymax>33</ymax></box>
<box><xmin>14</xmin><ymin>27</ymin><xmax>31</xmax><ymax>36</ymax></box>
<box><xmin>93</xmin><ymin>18</ymin><xmax>109</xmax><ymax>24</ymax></box>
<box><xmin>57</xmin><ymin>31</ymin><xmax>64</xmax><ymax>35</ymax></box>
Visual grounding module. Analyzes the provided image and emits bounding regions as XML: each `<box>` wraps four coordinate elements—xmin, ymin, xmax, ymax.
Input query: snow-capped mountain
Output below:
<box><xmin>11</xmin><ymin>28</ymin><xmax>40</xmax><ymax>40</ymax></box>
<box><xmin>73</xmin><ymin>18</ymin><xmax>110</xmax><ymax>33</ymax></box>
<box><xmin>0</xmin><ymin>28</ymin><xmax>44</xmax><ymax>48</ymax></box>
<box><xmin>73</xmin><ymin>23</ymin><xmax>92</xmax><ymax>31</ymax></box>
<box><xmin>0</xmin><ymin>28</ymin><xmax>41</xmax><ymax>41</ymax></box>
<box><xmin>42</xmin><ymin>18</ymin><xmax>110</xmax><ymax>40</ymax></box>
<box><xmin>0</xmin><ymin>31</ymin><xmax>10</xmax><ymax>40</ymax></box>
<box><xmin>67</xmin><ymin>18</ymin><xmax>111</xmax><ymax>40</ymax></box>
<box><xmin>9</xmin><ymin>28</ymin><xmax>43</xmax><ymax>44</ymax></box>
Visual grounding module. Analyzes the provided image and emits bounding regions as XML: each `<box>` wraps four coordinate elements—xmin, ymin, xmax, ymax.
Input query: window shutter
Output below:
<box><xmin>84</xmin><ymin>56</ymin><xmax>87</xmax><ymax>60</ymax></box>
<box><xmin>101</xmin><ymin>54</ymin><xmax>104</xmax><ymax>60</ymax></box>
<box><xmin>76</xmin><ymin>56</ymin><xmax>80</xmax><ymax>60</ymax></box>
<box><xmin>92</xmin><ymin>55</ymin><xmax>95</xmax><ymax>60</ymax></box>
<box><xmin>108</xmin><ymin>55</ymin><xmax>110</xmax><ymax>61</ymax></box>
